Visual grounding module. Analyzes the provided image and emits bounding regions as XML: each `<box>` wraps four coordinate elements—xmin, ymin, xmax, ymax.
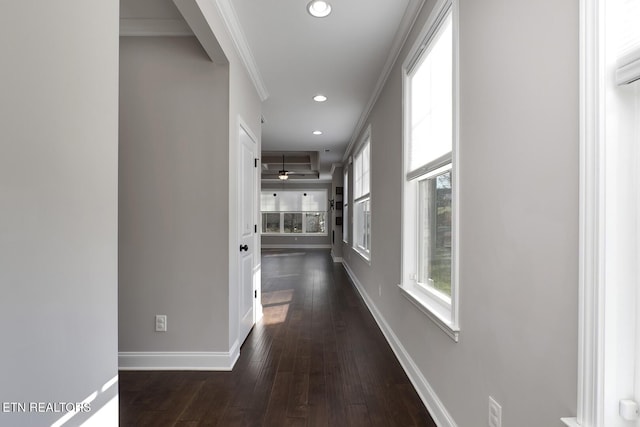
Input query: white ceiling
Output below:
<box><xmin>120</xmin><ymin>0</ymin><xmax>419</xmax><ymax>179</ymax></box>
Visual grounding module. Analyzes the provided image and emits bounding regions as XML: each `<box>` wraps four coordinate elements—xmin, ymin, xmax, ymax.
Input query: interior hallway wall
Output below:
<box><xmin>342</xmin><ymin>0</ymin><xmax>579</xmax><ymax>425</ymax></box>
<box><xmin>118</xmin><ymin>36</ymin><xmax>231</xmax><ymax>354</ymax></box>
<box><xmin>0</xmin><ymin>1</ymin><xmax>120</xmax><ymax>425</ymax></box>
<box><xmin>331</xmin><ymin>166</ymin><xmax>344</xmax><ymax>260</ymax></box>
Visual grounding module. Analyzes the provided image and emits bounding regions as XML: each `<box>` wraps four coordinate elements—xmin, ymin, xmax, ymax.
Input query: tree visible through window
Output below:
<box><xmin>418</xmin><ymin>169</ymin><xmax>452</xmax><ymax>295</ymax></box>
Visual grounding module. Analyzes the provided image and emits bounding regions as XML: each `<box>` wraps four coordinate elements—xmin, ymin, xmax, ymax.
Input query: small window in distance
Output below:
<box><xmin>353</xmin><ymin>135</ymin><xmax>371</xmax><ymax>259</ymax></box>
<box><xmin>262</xmin><ymin>212</ymin><xmax>280</xmax><ymax>233</ymax></box>
<box><xmin>283</xmin><ymin>213</ymin><xmax>303</xmax><ymax>233</ymax></box>
<box><xmin>305</xmin><ymin>212</ymin><xmax>325</xmax><ymax>233</ymax></box>
<box><xmin>343</xmin><ymin>168</ymin><xmax>349</xmax><ymax>243</ymax></box>
<box><xmin>259</xmin><ymin>189</ymin><xmax>328</xmax><ymax>236</ymax></box>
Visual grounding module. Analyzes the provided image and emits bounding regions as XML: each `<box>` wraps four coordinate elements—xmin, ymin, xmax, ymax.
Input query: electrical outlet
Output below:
<box><xmin>488</xmin><ymin>396</ymin><xmax>502</xmax><ymax>427</ymax></box>
<box><xmin>378</xmin><ymin>284</ymin><xmax>382</xmax><ymax>296</ymax></box>
<box><xmin>155</xmin><ymin>315</ymin><xmax>167</xmax><ymax>332</ymax></box>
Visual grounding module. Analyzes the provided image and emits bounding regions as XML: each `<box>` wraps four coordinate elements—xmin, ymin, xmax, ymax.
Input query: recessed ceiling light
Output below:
<box><xmin>313</xmin><ymin>94</ymin><xmax>327</xmax><ymax>102</ymax></box>
<box><xmin>307</xmin><ymin>0</ymin><xmax>332</xmax><ymax>18</ymax></box>
<box><xmin>313</xmin><ymin>130</ymin><xmax>323</xmax><ymax>135</ymax></box>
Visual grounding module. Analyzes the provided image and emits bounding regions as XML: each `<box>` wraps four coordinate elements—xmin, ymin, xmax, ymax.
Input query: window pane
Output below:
<box><xmin>305</xmin><ymin>212</ymin><xmax>325</xmax><ymax>233</ymax></box>
<box><xmin>262</xmin><ymin>212</ymin><xmax>280</xmax><ymax>233</ymax></box>
<box><xmin>283</xmin><ymin>213</ymin><xmax>303</xmax><ymax>233</ymax></box>
<box><xmin>363</xmin><ymin>199</ymin><xmax>370</xmax><ymax>251</ymax></box>
<box><xmin>620</xmin><ymin>0</ymin><xmax>640</xmax><ymax>56</ymax></box>
<box><xmin>355</xmin><ymin>198</ymin><xmax>371</xmax><ymax>252</ymax></box>
<box><xmin>343</xmin><ymin>204</ymin><xmax>349</xmax><ymax>243</ymax></box>
<box><xmin>301</xmin><ymin>191</ymin><xmax>327</xmax><ymax>211</ymax></box>
<box><xmin>344</xmin><ymin>169</ymin><xmax>349</xmax><ymax>242</ymax></box>
<box><xmin>409</xmin><ymin>13</ymin><xmax>452</xmax><ymax>172</ymax></box>
<box><xmin>354</xmin><ymin>152</ymin><xmax>363</xmax><ymax>197</ymax></box>
<box><xmin>354</xmin><ymin>141</ymin><xmax>370</xmax><ymax>199</ymax></box>
<box><xmin>344</xmin><ymin>170</ymin><xmax>349</xmax><ymax>202</ymax></box>
<box><xmin>261</xmin><ymin>193</ymin><xmax>278</xmax><ymax>212</ymax></box>
<box><xmin>418</xmin><ymin>169</ymin><xmax>452</xmax><ymax>296</ymax></box>
<box><xmin>362</xmin><ymin>143</ymin><xmax>370</xmax><ymax>196</ymax></box>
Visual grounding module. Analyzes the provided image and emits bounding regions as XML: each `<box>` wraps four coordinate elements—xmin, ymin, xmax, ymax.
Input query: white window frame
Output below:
<box><xmin>399</xmin><ymin>0</ymin><xmax>460</xmax><ymax>342</ymax></box>
<box><xmin>562</xmin><ymin>0</ymin><xmax>640</xmax><ymax>425</ymax></box>
<box><xmin>260</xmin><ymin>189</ymin><xmax>329</xmax><ymax>236</ymax></box>
<box><xmin>343</xmin><ymin>164</ymin><xmax>350</xmax><ymax>244</ymax></box>
<box><xmin>261</xmin><ymin>211</ymin><xmax>328</xmax><ymax>235</ymax></box>
<box><xmin>352</xmin><ymin>130</ymin><xmax>371</xmax><ymax>261</ymax></box>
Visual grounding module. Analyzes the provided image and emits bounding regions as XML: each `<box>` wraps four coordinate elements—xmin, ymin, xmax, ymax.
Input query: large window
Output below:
<box><xmin>400</xmin><ymin>1</ymin><xmax>459</xmax><ymax>341</ymax></box>
<box><xmin>353</xmin><ymin>135</ymin><xmax>371</xmax><ymax>259</ymax></box>
<box><xmin>260</xmin><ymin>190</ymin><xmax>328</xmax><ymax>235</ymax></box>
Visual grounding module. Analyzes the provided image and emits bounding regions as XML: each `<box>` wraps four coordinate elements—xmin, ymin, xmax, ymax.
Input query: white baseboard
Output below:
<box><xmin>331</xmin><ymin>251</ymin><xmax>343</xmax><ymax>263</ymax></box>
<box><xmin>261</xmin><ymin>244</ymin><xmax>331</xmax><ymax>249</ymax></box>
<box><xmin>342</xmin><ymin>262</ymin><xmax>458</xmax><ymax>427</ymax></box>
<box><xmin>119</xmin><ymin>341</ymin><xmax>240</xmax><ymax>371</ymax></box>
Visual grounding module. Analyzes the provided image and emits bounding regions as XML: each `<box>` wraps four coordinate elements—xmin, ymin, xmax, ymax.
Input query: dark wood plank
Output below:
<box><xmin>119</xmin><ymin>249</ymin><xmax>435</xmax><ymax>427</ymax></box>
<box><xmin>346</xmin><ymin>404</ymin><xmax>372</xmax><ymax>427</ymax></box>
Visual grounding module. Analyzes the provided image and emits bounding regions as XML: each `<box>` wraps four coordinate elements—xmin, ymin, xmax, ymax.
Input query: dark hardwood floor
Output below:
<box><xmin>119</xmin><ymin>249</ymin><xmax>435</xmax><ymax>426</ymax></box>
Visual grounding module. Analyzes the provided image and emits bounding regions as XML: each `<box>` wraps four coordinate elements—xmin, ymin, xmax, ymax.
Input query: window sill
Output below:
<box><xmin>398</xmin><ymin>284</ymin><xmax>459</xmax><ymax>342</ymax></box>
<box><xmin>353</xmin><ymin>246</ymin><xmax>371</xmax><ymax>264</ymax></box>
<box><xmin>560</xmin><ymin>418</ymin><xmax>578</xmax><ymax>427</ymax></box>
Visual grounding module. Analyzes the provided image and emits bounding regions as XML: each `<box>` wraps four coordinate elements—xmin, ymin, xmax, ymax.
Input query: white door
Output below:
<box><xmin>238</xmin><ymin>124</ymin><xmax>257</xmax><ymax>345</ymax></box>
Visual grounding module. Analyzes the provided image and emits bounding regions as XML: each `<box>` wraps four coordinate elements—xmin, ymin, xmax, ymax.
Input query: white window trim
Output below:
<box><xmin>343</xmin><ymin>163</ymin><xmax>350</xmax><ymax>244</ymax></box>
<box><xmin>352</xmin><ymin>128</ymin><xmax>372</xmax><ymax>262</ymax></box>
<box><xmin>564</xmin><ymin>0</ymin><xmax>640</xmax><ymax>425</ymax></box>
<box><xmin>399</xmin><ymin>0</ymin><xmax>459</xmax><ymax>342</ymax></box>
<box><xmin>562</xmin><ymin>1</ymin><xmax>604</xmax><ymax>424</ymax></box>
<box><xmin>260</xmin><ymin>189</ymin><xmax>329</xmax><ymax>236</ymax></box>
<box><xmin>353</xmin><ymin>194</ymin><xmax>371</xmax><ymax>259</ymax></box>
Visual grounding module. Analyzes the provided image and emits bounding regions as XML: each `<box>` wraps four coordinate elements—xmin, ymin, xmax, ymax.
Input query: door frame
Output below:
<box><xmin>235</xmin><ymin>116</ymin><xmax>261</xmax><ymax>346</ymax></box>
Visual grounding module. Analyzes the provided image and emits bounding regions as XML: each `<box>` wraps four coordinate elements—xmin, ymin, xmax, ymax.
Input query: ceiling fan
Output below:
<box><xmin>261</xmin><ymin>152</ymin><xmax>320</xmax><ymax>180</ymax></box>
<box><xmin>278</xmin><ymin>155</ymin><xmax>289</xmax><ymax>180</ymax></box>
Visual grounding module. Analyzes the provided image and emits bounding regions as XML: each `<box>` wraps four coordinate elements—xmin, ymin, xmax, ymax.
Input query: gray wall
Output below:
<box><xmin>342</xmin><ymin>0</ymin><xmax>578</xmax><ymax>425</ymax></box>
<box><xmin>119</xmin><ymin>36</ymin><xmax>231</xmax><ymax>352</ymax></box>
<box><xmin>331</xmin><ymin>167</ymin><xmax>344</xmax><ymax>260</ymax></box>
<box><xmin>118</xmin><ymin>4</ymin><xmax>263</xmax><ymax>359</ymax></box>
<box><xmin>0</xmin><ymin>1</ymin><xmax>119</xmax><ymax>425</ymax></box>
<box><xmin>261</xmin><ymin>182</ymin><xmax>332</xmax><ymax>248</ymax></box>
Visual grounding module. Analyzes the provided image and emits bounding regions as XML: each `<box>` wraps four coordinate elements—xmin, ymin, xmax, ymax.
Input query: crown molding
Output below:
<box><xmin>214</xmin><ymin>0</ymin><xmax>269</xmax><ymax>101</ymax></box>
<box><xmin>119</xmin><ymin>19</ymin><xmax>194</xmax><ymax>37</ymax></box>
<box><xmin>342</xmin><ymin>0</ymin><xmax>425</xmax><ymax>162</ymax></box>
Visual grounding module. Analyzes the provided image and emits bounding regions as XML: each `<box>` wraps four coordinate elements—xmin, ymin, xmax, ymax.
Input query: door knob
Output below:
<box><xmin>240</xmin><ymin>244</ymin><xmax>249</xmax><ymax>252</ymax></box>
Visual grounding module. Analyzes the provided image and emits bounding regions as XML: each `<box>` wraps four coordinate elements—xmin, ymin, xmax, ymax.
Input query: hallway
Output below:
<box><xmin>119</xmin><ymin>249</ymin><xmax>435</xmax><ymax>426</ymax></box>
